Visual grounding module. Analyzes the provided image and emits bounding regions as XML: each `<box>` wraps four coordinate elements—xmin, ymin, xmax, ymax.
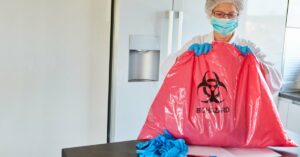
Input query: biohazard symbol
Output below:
<box><xmin>197</xmin><ymin>71</ymin><xmax>227</xmax><ymax>104</ymax></box>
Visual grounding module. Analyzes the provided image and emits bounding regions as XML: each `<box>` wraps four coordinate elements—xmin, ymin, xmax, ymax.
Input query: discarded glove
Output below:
<box><xmin>136</xmin><ymin>129</ymin><xmax>188</xmax><ymax>157</ymax></box>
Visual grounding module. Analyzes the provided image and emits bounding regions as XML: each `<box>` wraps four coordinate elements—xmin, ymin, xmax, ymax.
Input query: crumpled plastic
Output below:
<box><xmin>136</xmin><ymin>129</ymin><xmax>188</xmax><ymax>157</ymax></box>
<box><xmin>138</xmin><ymin>42</ymin><xmax>297</xmax><ymax>147</ymax></box>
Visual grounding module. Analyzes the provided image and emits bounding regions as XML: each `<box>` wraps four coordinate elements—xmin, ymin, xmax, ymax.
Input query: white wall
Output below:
<box><xmin>242</xmin><ymin>0</ymin><xmax>288</xmax><ymax>73</ymax></box>
<box><xmin>0</xmin><ymin>0</ymin><xmax>111</xmax><ymax>157</ymax></box>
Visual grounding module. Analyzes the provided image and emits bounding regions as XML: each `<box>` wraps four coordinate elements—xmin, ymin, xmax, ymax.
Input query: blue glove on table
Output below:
<box><xmin>232</xmin><ymin>43</ymin><xmax>253</xmax><ymax>56</ymax></box>
<box><xmin>188</xmin><ymin>43</ymin><xmax>212</xmax><ymax>56</ymax></box>
<box><xmin>136</xmin><ymin>129</ymin><xmax>188</xmax><ymax>157</ymax></box>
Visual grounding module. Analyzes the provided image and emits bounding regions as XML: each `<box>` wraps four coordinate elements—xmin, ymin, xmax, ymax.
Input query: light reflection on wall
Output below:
<box><xmin>238</xmin><ymin>0</ymin><xmax>289</xmax><ymax>72</ymax></box>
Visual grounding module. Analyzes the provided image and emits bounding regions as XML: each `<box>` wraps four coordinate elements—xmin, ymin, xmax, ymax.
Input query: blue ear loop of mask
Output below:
<box><xmin>211</xmin><ymin>16</ymin><xmax>238</xmax><ymax>36</ymax></box>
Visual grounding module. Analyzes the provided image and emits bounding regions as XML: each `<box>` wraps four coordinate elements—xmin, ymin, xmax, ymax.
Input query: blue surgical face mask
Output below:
<box><xmin>210</xmin><ymin>16</ymin><xmax>238</xmax><ymax>36</ymax></box>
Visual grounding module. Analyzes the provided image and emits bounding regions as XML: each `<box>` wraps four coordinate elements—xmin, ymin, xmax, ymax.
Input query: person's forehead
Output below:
<box><xmin>213</xmin><ymin>3</ymin><xmax>238</xmax><ymax>12</ymax></box>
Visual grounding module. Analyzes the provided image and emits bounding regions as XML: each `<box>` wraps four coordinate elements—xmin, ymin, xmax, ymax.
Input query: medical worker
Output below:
<box><xmin>162</xmin><ymin>0</ymin><xmax>282</xmax><ymax>95</ymax></box>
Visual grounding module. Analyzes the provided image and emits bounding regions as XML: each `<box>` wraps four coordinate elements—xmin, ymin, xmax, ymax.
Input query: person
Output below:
<box><xmin>161</xmin><ymin>0</ymin><xmax>282</xmax><ymax>95</ymax></box>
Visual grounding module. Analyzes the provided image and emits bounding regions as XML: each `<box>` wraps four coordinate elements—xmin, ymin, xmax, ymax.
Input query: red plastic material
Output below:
<box><xmin>138</xmin><ymin>42</ymin><xmax>297</xmax><ymax>147</ymax></box>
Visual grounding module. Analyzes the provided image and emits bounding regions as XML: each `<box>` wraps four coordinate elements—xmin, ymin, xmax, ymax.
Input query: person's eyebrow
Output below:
<box><xmin>214</xmin><ymin>10</ymin><xmax>237</xmax><ymax>13</ymax></box>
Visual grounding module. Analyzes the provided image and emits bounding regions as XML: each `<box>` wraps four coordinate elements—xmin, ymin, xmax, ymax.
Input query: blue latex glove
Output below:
<box><xmin>136</xmin><ymin>129</ymin><xmax>188</xmax><ymax>157</ymax></box>
<box><xmin>188</xmin><ymin>43</ymin><xmax>212</xmax><ymax>56</ymax></box>
<box><xmin>232</xmin><ymin>43</ymin><xmax>253</xmax><ymax>56</ymax></box>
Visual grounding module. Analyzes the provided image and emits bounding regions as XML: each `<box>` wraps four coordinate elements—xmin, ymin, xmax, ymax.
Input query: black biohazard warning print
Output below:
<box><xmin>197</xmin><ymin>71</ymin><xmax>227</xmax><ymax>104</ymax></box>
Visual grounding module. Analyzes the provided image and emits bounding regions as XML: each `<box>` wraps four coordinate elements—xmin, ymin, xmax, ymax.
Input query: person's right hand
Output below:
<box><xmin>188</xmin><ymin>43</ymin><xmax>212</xmax><ymax>56</ymax></box>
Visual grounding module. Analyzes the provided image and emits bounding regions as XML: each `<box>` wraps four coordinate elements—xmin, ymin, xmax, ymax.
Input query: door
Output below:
<box><xmin>110</xmin><ymin>0</ymin><xmax>173</xmax><ymax>142</ymax></box>
<box><xmin>173</xmin><ymin>0</ymin><xmax>212</xmax><ymax>49</ymax></box>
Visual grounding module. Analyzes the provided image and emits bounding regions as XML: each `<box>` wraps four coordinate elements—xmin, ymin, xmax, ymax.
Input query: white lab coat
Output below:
<box><xmin>161</xmin><ymin>32</ymin><xmax>282</xmax><ymax>95</ymax></box>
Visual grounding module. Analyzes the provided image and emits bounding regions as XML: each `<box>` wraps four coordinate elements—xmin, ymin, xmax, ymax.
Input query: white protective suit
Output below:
<box><xmin>161</xmin><ymin>32</ymin><xmax>282</xmax><ymax>95</ymax></box>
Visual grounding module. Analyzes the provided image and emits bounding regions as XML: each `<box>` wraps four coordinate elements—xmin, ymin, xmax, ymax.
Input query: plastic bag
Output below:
<box><xmin>138</xmin><ymin>42</ymin><xmax>297</xmax><ymax>147</ymax></box>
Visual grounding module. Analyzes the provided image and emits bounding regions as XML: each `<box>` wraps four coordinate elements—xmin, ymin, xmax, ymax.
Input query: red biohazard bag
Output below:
<box><xmin>138</xmin><ymin>42</ymin><xmax>297</xmax><ymax>147</ymax></box>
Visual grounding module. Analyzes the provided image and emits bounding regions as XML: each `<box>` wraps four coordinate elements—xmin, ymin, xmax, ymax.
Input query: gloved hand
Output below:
<box><xmin>188</xmin><ymin>43</ymin><xmax>212</xmax><ymax>56</ymax></box>
<box><xmin>232</xmin><ymin>43</ymin><xmax>253</xmax><ymax>56</ymax></box>
<box><xmin>136</xmin><ymin>129</ymin><xmax>188</xmax><ymax>157</ymax></box>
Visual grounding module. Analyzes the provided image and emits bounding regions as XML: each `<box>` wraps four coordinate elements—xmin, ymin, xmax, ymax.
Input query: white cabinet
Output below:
<box><xmin>278</xmin><ymin>97</ymin><xmax>300</xmax><ymax>134</ymax></box>
<box><xmin>278</xmin><ymin>98</ymin><xmax>292</xmax><ymax>128</ymax></box>
<box><xmin>286</xmin><ymin>101</ymin><xmax>300</xmax><ymax>133</ymax></box>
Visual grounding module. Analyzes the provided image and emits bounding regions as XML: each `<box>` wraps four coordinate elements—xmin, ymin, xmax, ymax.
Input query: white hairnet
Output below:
<box><xmin>205</xmin><ymin>0</ymin><xmax>245</xmax><ymax>16</ymax></box>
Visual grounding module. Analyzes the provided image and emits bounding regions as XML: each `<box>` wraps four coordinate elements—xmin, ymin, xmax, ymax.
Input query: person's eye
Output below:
<box><xmin>215</xmin><ymin>12</ymin><xmax>225</xmax><ymax>17</ymax></box>
<box><xmin>228</xmin><ymin>13</ymin><xmax>238</xmax><ymax>18</ymax></box>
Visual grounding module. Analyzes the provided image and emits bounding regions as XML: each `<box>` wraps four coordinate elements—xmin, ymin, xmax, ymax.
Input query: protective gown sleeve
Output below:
<box><xmin>234</xmin><ymin>39</ymin><xmax>283</xmax><ymax>95</ymax></box>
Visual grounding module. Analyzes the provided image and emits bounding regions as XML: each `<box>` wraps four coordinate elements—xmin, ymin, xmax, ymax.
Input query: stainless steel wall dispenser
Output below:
<box><xmin>128</xmin><ymin>35</ymin><xmax>160</xmax><ymax>82</ymax></box>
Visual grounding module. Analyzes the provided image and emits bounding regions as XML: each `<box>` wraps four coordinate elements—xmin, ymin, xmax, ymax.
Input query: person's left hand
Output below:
<box><xmin>232</xmin><ymin>43</ymin><xmax>253</xmax><ymax>56</ymax></box>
